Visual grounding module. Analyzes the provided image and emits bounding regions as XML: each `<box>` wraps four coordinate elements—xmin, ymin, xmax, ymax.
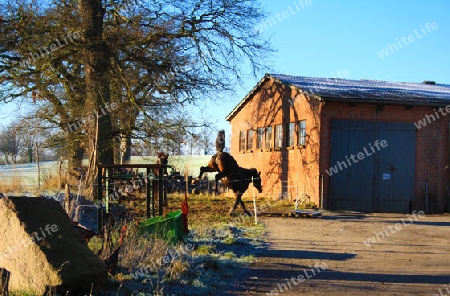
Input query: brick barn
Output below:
<box><xmin>225</xmin><ymin>74</ymin><xmax>450</xmax><ymax>213</ymax></box>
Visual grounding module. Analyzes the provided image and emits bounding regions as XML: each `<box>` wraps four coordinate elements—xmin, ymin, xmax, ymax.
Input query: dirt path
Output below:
<box><xmin>229</xmin><ymin>212</ymin><xmax>450</xmax><ymax>296</ymax></box>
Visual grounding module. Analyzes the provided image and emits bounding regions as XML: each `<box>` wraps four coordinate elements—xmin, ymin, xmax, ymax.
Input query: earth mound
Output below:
<box><xmin>0</xmin><ymin>196</ymin><xmax>107</xmax><ymax>294</ymax></box>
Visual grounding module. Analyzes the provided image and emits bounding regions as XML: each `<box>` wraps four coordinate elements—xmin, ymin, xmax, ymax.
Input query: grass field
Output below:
<box><xmin>0</xmin><ymin>155</ymin><xmax>301</xmax><ymax>295</ymax></box>
<box><xmin>0</xmin><ymin>155</ymin><xmax>213</xmax><ymax>193</ymax></box>
<box><xmin>92</xmin><ymin>192</ymin><xmax>295</xmax><ymax>295</ymax></box>
<box><xmin>130</xmin><ymin>155</ymin><xmax>212</xmax><ymax>177</ymax></box>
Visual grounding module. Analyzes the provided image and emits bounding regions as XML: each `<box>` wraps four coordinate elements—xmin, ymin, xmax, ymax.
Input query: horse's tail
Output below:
<box><xmin>215</xmin><ymin>130</ymin><xmax>225</xmax><ymax>152</ymax></box>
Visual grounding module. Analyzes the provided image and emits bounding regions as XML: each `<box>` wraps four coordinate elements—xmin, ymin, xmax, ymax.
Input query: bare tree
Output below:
<box><xmin>0</xmin><ymin>0</ymin><xmax>273</xmax><ymax>196</ymax></box>
<box><xmin>0</xmin><ymin>125</ymin><xmax>20</xmax><ymax>164</ymax></box>
<box><xmin>15</xmin><ymin>115</ymin><xmax>51</xmax><ymax>163</ymax></box>
<box><xmin>196</xmin><ymin>127</ymin><xmax>216</xmax><ymax>155</ymax></box>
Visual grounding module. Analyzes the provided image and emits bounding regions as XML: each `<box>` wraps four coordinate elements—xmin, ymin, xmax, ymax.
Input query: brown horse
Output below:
<box><xmin>198</xmin><ymin>152</ymin><xmax>238</xmax><ymax>189</ymax></box>
<box><xmin>198</xmin><ymin>152</ymin><xmax>262</xmax><ymax>215</ymax></box>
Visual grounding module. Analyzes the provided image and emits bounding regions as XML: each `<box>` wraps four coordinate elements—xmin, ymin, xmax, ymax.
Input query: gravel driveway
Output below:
<box><xmin>229</xmin><ymin>212</ymin><xmax>450</xmax><ymax>296</ymax></box>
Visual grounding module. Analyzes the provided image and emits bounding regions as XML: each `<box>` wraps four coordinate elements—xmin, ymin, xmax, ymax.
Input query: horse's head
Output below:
<box><xmin>251</xmin><ymin>169</ymin><xmax>263</xmax><ymax>193</ymax></box>
<box><xmin>157</xmin><ymin>152</ymin><xmax>169</xmax><ymax>165</ymax></box>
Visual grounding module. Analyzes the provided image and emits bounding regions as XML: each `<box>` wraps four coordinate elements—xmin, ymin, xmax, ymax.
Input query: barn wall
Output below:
<box><xmin>228</xmin><ymin>78</ymin><xmax>323</xmax><ymax>205</ymax></box>
<box><xmin>228</xmin><ymin>77</ymin><xmax>450</xmax><ymax>213</ymax></box>
<box><xmin>320</xmin><ymin>102</ymin><xmax>450</xmax><ymax>213</ymax></box>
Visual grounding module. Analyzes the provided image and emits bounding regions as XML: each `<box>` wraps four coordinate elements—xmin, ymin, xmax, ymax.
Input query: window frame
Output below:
<box><xmin>265</xmin><ymin>126</ymin><xmax>273</xmax><ymax>150</ymax></box>
<box><xmin>274</xmin><ymin>124</ymin><xmax>283</xmax><ymax>149</ymax></box>
<box><xmin>298</xmin><ymin>120</ymin><xmax>306</xmax><ymax>146</ymax></box>
<box><xmin>286</xmin><ymin>122</ymin><xmax>295</xmax><ymax>148</ymax></box>
<box><xmin>256</xmin><ymin>127</ymin><xmax>264</xmax><ymax>150</ymax></box>
<box><xmin>239</xmin><ymin>130</ymin><xmax>246</xmax><ymax>152</ymax></box>
<box><xmin>247</xmin><ymin>129</ymin><xmax>254</xmax><ymax>151</ymax></box>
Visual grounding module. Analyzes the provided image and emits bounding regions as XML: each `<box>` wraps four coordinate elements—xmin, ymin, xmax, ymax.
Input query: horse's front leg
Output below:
<box><xmin>198</xmin><ymin>166</ymin><xmax>218</xmax><ymax>180</ymax></box>
<box><xmin>238</xmin><ymin>193</ymin><xmax>252</xmax><ymax>216</ymax></box>
<box><xmin>197</xmin><ymin>166</ymin><xmax>206</xmax><ymax>180</ymax></box>
<box><xmin>229</xmin><ymin>192</ymin><xmax>251</xmax><ymax>216</ymax></box>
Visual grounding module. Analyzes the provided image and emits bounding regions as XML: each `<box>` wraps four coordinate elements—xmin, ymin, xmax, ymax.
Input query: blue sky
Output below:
<box><xmin>210</xmin><ymin>0</ymin><xmax>450</xmax><ymax>133</ymax></box>
<box><xmin>2</xmin><ymin>0</ymin><xmax>450</xmax><ymax>143</ymax></box>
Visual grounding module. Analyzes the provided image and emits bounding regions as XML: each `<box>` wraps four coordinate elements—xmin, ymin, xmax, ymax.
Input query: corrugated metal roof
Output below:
<box><xmin>226</xmin><ymin>74</ymin><xmax>450</xmax><ymax>121</ymax></box>
<box><xmin>272</xmin><ymin>74</ymin><xmax>450</xmax><ymax>104</ymax></box>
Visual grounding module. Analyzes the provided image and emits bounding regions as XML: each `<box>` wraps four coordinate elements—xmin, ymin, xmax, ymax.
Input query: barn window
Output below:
<box><xmin>247</xmin><ymin>130</ymin><xmax>254</xmax><ymax>151</ymax></box>
<box><xmin>274</xmin><ymin>124</ymin><xmax>283</xmax><ymax>149</ymax></box>
<box><xmin>298</xmin><ymin>120</ymin><xmax>306</xmax><ymax>146</ymax></box>
<box><xmin>256</xmin><ymin>127</ymin><xmax>264</xmax><ymax>149</ymax></box>
<box><xmin>265</xmin><ymin>126</ymin><xmax>273</xmax><ymax>149</ymax></box>
<box><xmin>239</xmin><ymin>131</ymin><xmax>246</xmax><ymax>152</ymax></box>
<box><xmin>286</xmin><ymin>122</ymin><xmax>295</xmax><ymax>147</ymax></box>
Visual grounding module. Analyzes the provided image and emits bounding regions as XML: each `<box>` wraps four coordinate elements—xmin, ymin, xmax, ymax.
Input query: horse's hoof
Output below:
<box><xmin>245</xmin><ymin>211</ymin><xmax>253</xmax><ymax>217</ymax></box>
<box><xmin>228</xmin><ymin>208</ymin><xmax>235</xmax><ymax>216</ymax></box>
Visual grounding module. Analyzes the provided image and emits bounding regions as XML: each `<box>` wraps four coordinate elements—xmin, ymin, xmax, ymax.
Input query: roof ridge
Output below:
<box><xmin>270</xmin><ymin>73</ymin><xmax>450</xmax><ymax>87</ymax></box>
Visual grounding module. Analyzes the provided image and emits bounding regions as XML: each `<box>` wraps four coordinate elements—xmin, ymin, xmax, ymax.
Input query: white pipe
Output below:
<box><xmin>252</xmin><ymin>176</ymin><xmax>258</xmax><ymax>224</ymax></box>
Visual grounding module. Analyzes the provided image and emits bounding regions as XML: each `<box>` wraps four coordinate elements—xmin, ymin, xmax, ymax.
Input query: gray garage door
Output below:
<box><xmin>328</xmin><ymin>120</ymin><xmax>416</xmax><ymax>213</ymax></box>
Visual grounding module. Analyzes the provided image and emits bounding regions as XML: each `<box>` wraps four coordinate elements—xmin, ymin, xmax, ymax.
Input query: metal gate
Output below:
<box><xmin>328</xmin><ymin>120</ymin><xmax>416</xmax><ymax>213</ymax></box>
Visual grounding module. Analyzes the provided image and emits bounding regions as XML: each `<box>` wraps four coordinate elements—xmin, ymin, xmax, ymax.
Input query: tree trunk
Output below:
<box><xmin>120</xmin><ymin>134</ymin><xmax>132</xmax><ymax>164</ymax></box>
<box><xmin>79</xmin><ymin>0</ymin><xmax>114</xmax><ymax>198</ymax></box>
<box><xmin>114</xmin><ymin>100</ymin><xmax>138</xmax><ymax>165</ymax></box>
<box><xmin>27</xmin><ymin>147</ymin><xmax>33</xmax><ymax>163</ymax></box>
<box><xmin>66</xmin><ymin>134</ymin><xmax>85</xmax><ymax>172</ymax></box>
<box><xmin>67</xmin><ymin>145</ymin><xmax>85</xmax><ymax>172</ymax></box>
<box><xmin>36</xmin><ymin>144</ymin><xmax>40</xmax><ymax>192</ymax></box>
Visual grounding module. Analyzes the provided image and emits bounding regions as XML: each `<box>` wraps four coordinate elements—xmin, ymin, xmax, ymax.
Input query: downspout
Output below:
<box><xmin>425</xmin><ymin>178</ymin><xmax>429</xmax><ymax>213</ymax></box>
<box><xmin>320</xmin><ymin>174</ymin><xmax>324</xmax><ymax>209</ymax></box>
<box><xmin>445</xmin><ymin>166</ymin><xmax>450</xmax><ymax>212</ymax></box>
<box><xmin>447</xmin><ymin>121</ymin><xmax>450</xmax><ymax>211</ymax></box>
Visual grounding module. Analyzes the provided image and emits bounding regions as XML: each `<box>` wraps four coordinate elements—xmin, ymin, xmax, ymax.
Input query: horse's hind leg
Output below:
<box><xmin>240</xmin><ymin>197</ymin><xmax>252</xmax><ymax>216</ymax></box>
<box><xmin>228</xmin><ymin>193</ymin><xmax>239</xmax><ymax>216</ymax></box>
<box><xmin>214</xmin><ymin>172</ymin><xmax>224</xmax><ymax>194</ymax></box>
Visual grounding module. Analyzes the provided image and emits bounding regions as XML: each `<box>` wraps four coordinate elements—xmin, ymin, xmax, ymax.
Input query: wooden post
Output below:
<box><xmin>65</xmin><ymin>183</ymin><xmax>70</xmax><ymax>214</ymax></box>
<box><xmin>105</xmin><ymin>168</ymin><xmax>109</xmax><ymax>214</ymax></box>
<box><xmin>36</xmin><ymin>143</ymin><xmax>40</xmax><ymax>193</ymax></box>
<box><xmin>0</xmin><ymin>268</ymin><xmax>10</xmax><ymax>296</ymax></box>
<box><xmin>58</xmin><ymin>157</ymin><xmax>62</xmax><ymax>190</ymax></box>
<box><xmin>97</xmin><ymin>167</ymin><xmax>103</xmax><ymax>204</ymax></box>
<box><xmin>158</xmin><ymin>166</ymin><xmax>164</xmax><ymax>216</ymax></box>
<box><xmin>146</xmin><ymin>168</ymin><xmax>151</xmax><ymax>218</ymax></box>
<box><xmin>185</xmin><ymin>165</ymin><xmax>189</xmax><ymax>194</ymax></box>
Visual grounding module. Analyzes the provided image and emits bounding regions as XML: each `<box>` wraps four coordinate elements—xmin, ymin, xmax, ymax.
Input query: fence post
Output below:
<box><xmin>158</xmin><ymin>166</ymin><xmax>164</xmax><ymax>216</ymax></box>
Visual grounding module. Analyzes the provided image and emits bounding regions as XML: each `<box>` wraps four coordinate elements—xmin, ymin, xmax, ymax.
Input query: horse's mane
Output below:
<box><xmin>218</xmin><ymin>151</ymin><xmax>238</xmax><ymax>168</ymax></box>
<box><xmin>248</xmin><ymin>168</ymin><xmax>258</xmax><ymax>176</ymax></box>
